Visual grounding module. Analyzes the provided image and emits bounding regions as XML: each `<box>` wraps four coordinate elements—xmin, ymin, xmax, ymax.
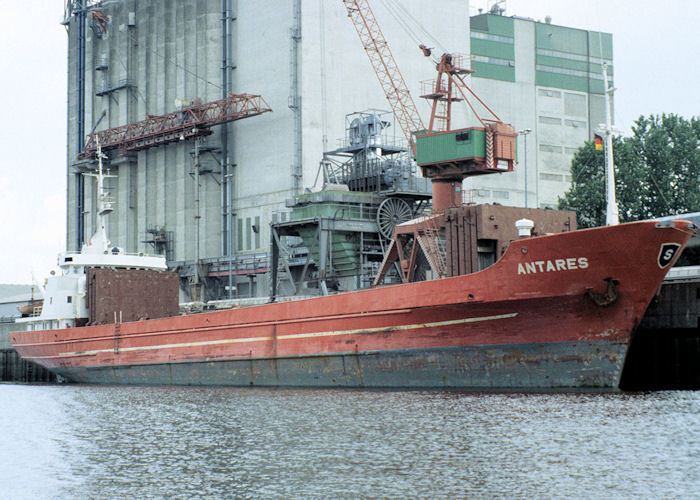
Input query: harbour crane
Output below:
<box><xmin>342</xmin><ymin>0</ymin><xmax>425</xmax><ymax>154</ymax></box>
<box><xmin>342</xmin><ymin>0</ymin><xmax>517</xmax><ymax>211</ymax></box>
<box><xmin>78</xmin><ymin>93</ymin><xmax>271</xmax><ymax>159</ymax></box>
<box><xmin>342</xmin><ymin>0</ymin><xmax>518</xmax><ymax>284</ymax></box>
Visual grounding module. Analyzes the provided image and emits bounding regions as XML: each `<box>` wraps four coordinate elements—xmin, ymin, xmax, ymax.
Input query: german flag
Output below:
<box><xmin>594</xmin><ymin>134</ymin><xmax>604</xmax><ymax>151</ymax></box>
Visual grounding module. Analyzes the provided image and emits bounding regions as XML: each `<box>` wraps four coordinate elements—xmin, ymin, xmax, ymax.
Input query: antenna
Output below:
<box><xmin>489</xmin><ymin>1</ymin><xmax>506</xmax><ymax>15</ymax></box>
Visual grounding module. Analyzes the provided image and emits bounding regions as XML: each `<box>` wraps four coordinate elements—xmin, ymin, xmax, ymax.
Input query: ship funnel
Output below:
<box><xmin>515</xmin><ymin>218</ymin><xmax>534</xmax><ymax>238</ymax></box>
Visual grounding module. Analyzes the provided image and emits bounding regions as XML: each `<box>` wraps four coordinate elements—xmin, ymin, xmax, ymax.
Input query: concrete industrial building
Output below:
<box><xmin>467</xmin><ymin>12</ymin><xmax>613</xmax><ymax>209</ymax></box>
<box><xmin>63</xmin><ymin>1</ymin><xmax>612</xmax><ymax>300</ymax></box>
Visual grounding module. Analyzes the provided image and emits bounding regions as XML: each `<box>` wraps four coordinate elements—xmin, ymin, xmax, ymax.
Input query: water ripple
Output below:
<box><xmin>1</xmin><ymin>385</ymin><xmax>698</xmax><ymax>498</ymax></box>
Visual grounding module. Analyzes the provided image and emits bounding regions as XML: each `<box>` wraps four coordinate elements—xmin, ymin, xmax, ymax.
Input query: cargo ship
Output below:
<box><xmin>9</xmin><ymin>145</ymin><xmax>696</xmax><ymax>388</ymax></box>
<box><xmin>10</xmin><ymin>218</ymin><xmax>695</xmax><ymax>389</ymax></box>
<box><xmin>11</xmin><ymin>44</ymin><xmax>696</xmax><ymax>389</ymax></box>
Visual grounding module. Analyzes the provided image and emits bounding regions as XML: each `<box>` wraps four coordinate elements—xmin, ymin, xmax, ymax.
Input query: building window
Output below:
<box><xmin>471</xmin><ymin>31</ymin><xmax>513</xmax><ymax>43</ymax></box>
<box><xmin>540</xmin><ymin>173</ymin><xmax>564</xmax><ymax>182</ymax></box>
<box><xmin>456</xmin><ymin>131</ymin><xmax>471</xmax><ymax>142</ymax></box>
<box><xmin>539</xmin><ymin>144</ymin><xmax>563</xmax><ymax>153</ymax></box>
<box><xmin>537</xmin><ymin>48</ymin><xmax>612</xmax><ymax>67</ymax></box>
<box><xmin>537</xmin><ymin>64</ymin><xmax>607</xmax><ymax>82</ymax></box>
<box><xmin>67</xmin><ymin>296</ymin><xmax>72</xmax><ymax>303</ymax></box>
<box><xmin>492</xmin><ymin>190</ymin><xmax>509</xmax><ymax>199</ymax></box>
<box><xmin>254</xmin><ymin>216</ymin><xmax>261</xmax><ymax>249</ymax></box>
<box><xmin>471</xmin><ymin>54</ymin><xmax>514</xmax><ymax>67</ymax></box>
<box><xmin>538</xmin><ymin>89</ymin><xmax>561</xmax><ymax>98</ymax></box>
<box><xmin>564</xmin><ymin>93</ymin><xmax>587</xmax><ymax>117</ymax></box>
<box><xmin>539</xmin><ymin>116</ymin><xmax>562</xmax><ymax>125</ymax></box>
<box><xmin>564</xmin><ymin>119</ymin><xmax>587</xmax><ymax>128</ymax></box>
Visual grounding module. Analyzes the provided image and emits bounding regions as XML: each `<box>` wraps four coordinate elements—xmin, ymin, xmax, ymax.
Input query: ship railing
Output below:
<box><xmin>334</xmin><ymin>135</ymin><xmax>409</xmax><ymax>151</ymax></box>
<box><xmin>271</xmin><ymin>210</ymin><xmax>293</xmax><ymax>226</ymax></box>
<box><xmin>407</xmin><ymin>212</ymin><xmax>443</xmax><ymax>226</ymax></box>
<box><xmin>182</xmin><ymin>294</ymin><xmax>319</xmax><ymax>313</ymax></box>
<box><xmin>206</xmin><ymin>253</ymin><xmax>270</xmax><ymax>274</ymax></box>
<box><xmin>286</xmin><ymin>203</ymin><xmax>379</xmax><ymax>222</ymax></box>
<box><xmin>63</xmin><ymin>249</ymin><xmax>166</xmax><ymax>259</ymax></box>
<box><xmin>463</xmin><ymin>189</ymin><xmax>476</xmax><ymax>205</ymax></box>
<box><xmin>13</xmin><ymin>305</ymin><xmax>44</xmax><ymax>319</ymax></box>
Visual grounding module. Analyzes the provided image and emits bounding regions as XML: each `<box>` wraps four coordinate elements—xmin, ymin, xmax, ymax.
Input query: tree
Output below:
<box><xmin>559</xmin><ymin>114</ymin><xmax>700</xmax><ymax>228</ymax></box>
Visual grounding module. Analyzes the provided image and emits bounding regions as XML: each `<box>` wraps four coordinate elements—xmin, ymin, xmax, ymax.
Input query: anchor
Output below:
<box><xmin>585</xmin><ymin>277</ymin><xmax>619</xmax><ymax>307</ymax></box>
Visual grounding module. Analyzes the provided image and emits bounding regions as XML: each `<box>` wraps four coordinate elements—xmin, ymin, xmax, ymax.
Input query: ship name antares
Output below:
<box><xmin>517</xmin><ymin>257</ymin><xmax>589</xmax><ymax>275</ymax></box>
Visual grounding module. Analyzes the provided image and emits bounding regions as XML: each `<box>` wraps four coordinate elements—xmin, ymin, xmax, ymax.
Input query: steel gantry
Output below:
<box><xmin>79</xmin><ymin>93</ymin><xmax>271</xmax><ymax>159</ymax></box>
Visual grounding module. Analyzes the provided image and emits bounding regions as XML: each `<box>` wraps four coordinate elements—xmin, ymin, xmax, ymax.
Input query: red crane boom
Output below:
<box><xmin>342</xmin><ymin>0</ymin><xmax>425</xmax><ymax>154</ymax></box>
<box><xmin>79</xmin><ymin>93</ymin><xmax>271</xmax><ymax>159</ymax></box>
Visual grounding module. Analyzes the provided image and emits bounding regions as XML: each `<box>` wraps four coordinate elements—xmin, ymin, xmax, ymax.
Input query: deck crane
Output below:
<box><xmin>417</xmin><ymin>53</ymin><xmax>517</xmax><ymax>210</ymax></box>
<box><xmin>78</xmin><ymin>93</ymin><xmax>271</xmax><ymax>159</ymax></box>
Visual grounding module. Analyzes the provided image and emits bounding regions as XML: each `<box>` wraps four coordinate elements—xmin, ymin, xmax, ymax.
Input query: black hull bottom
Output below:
<box><xmin>54</xmin><ymin>340</ymin><xmax>628</xmax><ymax>390</ymax></box>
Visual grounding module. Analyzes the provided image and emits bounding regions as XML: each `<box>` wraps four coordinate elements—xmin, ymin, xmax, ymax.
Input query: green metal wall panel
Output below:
<box><xmin>535</xmin><ymin>71</ymin><xmax>588</xmax><ymax>93</ymax></box>
<box><xmin>587</xmin><ymin>78</ymin><xmax>606</xmax><ymax>94</ymax></box>
<box><xmin>471</xmin><ymin>14</ymin><xmax>514</xmax><ymax>37</ymax></box>
<box><xmin>588</xmin><ymin>32</ymin><xmax>613</xmax><ymax>60</ymax></box>
<box><xmin>470</xmin><ymin>14</ymin><xmax>515</xmax><ymax>83</ymax></box>
<box><xmin>588</xmin><ymin>61</ymin><xmax>612</xmax><ymax>78</ymax></box>
<box><xmin>296</xmin><ymin>229</ymin><xmax>359</xmax><ymax>278</ymax></box>
<box><xmin>416</xmin><ymin>129</ymin><xmax>486</xmax><ymax>166</ymax></box>
<box><xmin>472</xmin><ymin>62</ymin><xmax>515</xmax><ymax>82</ymax></box>
<box><xmin>536</xmin><ymin>54</ymin><xmax>588</xmax><ymax>72</ymax></box>
<box><xmin>470</xmin><ymin>14</ymin><xmax>488</xmax><ymax>32</ymax></box>
<box><xmin>470</xmin><ymin>38</ymin><xmax>514</xmax><ymax>60</ymax></box>
<box><xmin>534</xmin><ymin>22</ymin><xmax>612</xmax><ymax>94</ymax></box>
<box><xmin>291</xmin><ymin>203</ymin><xmax>366</xmax><ymax>220</ymax></box>
<box><xmin>536</xmin><ymin>23</ymin><xmax>588</xmax><ymax>55</ymax></box>
<box><xmin>470</xmin><ymin>13</ymin><xmax>613</xmax><ymax>92</ymax></box>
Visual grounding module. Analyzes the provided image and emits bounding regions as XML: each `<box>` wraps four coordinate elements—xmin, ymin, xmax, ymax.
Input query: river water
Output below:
<box><xmin>1</xmin><ymin>384</ymin><xmax>698</xmax><ymax>499</ymax></box>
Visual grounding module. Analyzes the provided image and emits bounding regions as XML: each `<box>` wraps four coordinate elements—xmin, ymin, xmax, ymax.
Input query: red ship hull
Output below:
<box><xmin>11</xmin><ymin>221</ymin><xmax>695</xmax><ymax>389</ymax></box>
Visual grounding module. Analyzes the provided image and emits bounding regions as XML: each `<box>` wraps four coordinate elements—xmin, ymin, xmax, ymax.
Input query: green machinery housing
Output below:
<box><xmin>270</xmin><ymin>111</ymin><xmax>431</xmax><ymax>297</ymax></box>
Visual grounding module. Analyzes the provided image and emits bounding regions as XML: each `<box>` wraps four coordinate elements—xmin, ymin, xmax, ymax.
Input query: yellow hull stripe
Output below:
<box><xmin>52</xmin><ymin>312</ymin><xmax>518</xmax><ymax>358</ymax></box>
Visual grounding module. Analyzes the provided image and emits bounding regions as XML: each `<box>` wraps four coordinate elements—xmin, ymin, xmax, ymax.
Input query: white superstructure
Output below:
<box><xmin>18</xmin><ymin>145</ymin><xmax>167</xmax><ymax>331</ymax></box>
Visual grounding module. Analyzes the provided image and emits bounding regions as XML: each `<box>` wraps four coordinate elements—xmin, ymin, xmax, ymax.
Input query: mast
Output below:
<box><xmin>82</xmin><ymin>139</ymin><xmax>115</xmax><ymax>253</ymax></box>
<box><xmin>602</xmin><ymin>62</ymin><xmax>619</xmax><ymax>226</ymax></box>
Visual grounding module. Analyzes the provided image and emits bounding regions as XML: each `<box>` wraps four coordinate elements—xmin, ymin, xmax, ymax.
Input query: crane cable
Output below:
<box><xmin>376</xmin><ymin>0</ymin><xmax>449</xmax><ymax>56</ymax></box>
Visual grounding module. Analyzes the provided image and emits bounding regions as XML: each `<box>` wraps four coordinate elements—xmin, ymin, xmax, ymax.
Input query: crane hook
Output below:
<box><xmin>419</xmin><ymin>44</ymin><xmax>432</xmax><ymax>57</ymax></box>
